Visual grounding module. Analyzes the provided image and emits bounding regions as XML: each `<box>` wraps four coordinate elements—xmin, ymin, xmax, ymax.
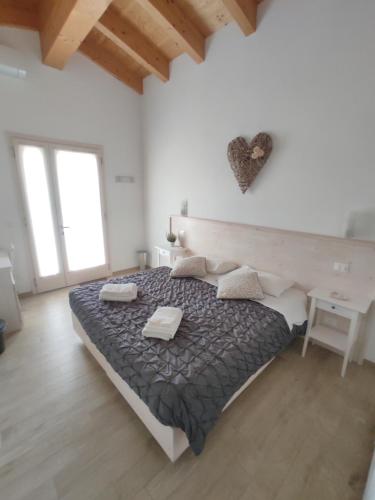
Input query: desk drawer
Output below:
<box><xmin>316</xmin><ymin>299</ymin><xmax>355</xmax><ymax>319</ymax></box>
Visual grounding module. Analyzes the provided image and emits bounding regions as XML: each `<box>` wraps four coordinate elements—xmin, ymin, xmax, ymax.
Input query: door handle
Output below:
<box><xmin>60</xmin><ymin>225</ymin><xmax>70</xmax><ymax>235</ymax></box>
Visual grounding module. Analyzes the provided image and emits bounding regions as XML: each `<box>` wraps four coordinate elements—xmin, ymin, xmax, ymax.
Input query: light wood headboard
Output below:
<box><xmin>172</xmin><ymin>216</ymin><xmax>375</xmax><ymax>298</ymax></box>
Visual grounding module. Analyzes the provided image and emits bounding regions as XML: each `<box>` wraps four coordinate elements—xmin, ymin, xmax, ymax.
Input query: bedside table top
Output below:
<box><xmin>308</xmin><ymin>288</ymin><xmax>372</xmax><ymax>314</ymax></box>
<box><xmin>155</xmin><ymin>245</ymin><xmax>187</xmax><ymax>254</ymax></box>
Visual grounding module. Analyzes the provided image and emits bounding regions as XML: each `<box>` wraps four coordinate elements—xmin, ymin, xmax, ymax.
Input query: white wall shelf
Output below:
<box><xmin>308</xmin><ymin>325</ymin><xmax>348</xmax><ymax>353</ymax></box>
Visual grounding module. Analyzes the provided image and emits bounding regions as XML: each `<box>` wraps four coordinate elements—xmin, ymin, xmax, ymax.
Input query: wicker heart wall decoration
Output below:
<box><xmin>227</xmin><ymin>133</ymin><xmax>273</xmax><ymax>193</ymax></box>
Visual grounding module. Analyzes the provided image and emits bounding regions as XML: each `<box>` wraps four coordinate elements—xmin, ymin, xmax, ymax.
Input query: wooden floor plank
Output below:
<box><xmin>0</xmin><ymin>285</ymin><xmax>373</xmax><ymax>500</ymax></box>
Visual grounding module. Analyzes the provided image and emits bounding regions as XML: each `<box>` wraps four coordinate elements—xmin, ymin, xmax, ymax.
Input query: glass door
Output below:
<box><xmin>16</xmin><ymin>143</ymin><xmax>66</xmax><ymax>292</ymax></box>
<box><xmin>14</xmin><ymin>138</ymin><xmax>110</xmax><ymax>293</ymax></box>
<box><xmin>53</xmin><ymin>148</ymin><xmax>109</xmax><ymax>285</ymax></box>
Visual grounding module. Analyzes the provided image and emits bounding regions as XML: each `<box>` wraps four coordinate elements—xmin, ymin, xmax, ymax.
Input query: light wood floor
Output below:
<box><xmin>0</xmin><ymin>287</ymin><xmax>374</xmax><ymax>500</ymax></box>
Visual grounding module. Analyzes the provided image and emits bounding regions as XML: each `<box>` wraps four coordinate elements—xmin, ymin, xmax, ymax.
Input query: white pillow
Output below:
<box><xmin>206</xmin><ymin>258</ymin><xmax>239</xmax><ymax>275</ymax></box>
<box><xmin>170</xmin><ymin>256</ymin><xmax>206</xmax><ymax>278</ymax></box>
<box><xmin>217</xmin><ymin>267</ymin><xmax>264</xmax><ymax>300</ymax></box>
<box><xmin>246</xmin><ymin>266</ymin><xmax>294</xmax><ymax>297</ymax></box>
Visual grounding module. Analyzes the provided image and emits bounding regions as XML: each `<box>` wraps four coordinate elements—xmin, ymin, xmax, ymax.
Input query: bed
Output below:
<box><xmin>70</xmin><ymin>266</ymin><xmax>307</xmax><ymax>461</ymax></box>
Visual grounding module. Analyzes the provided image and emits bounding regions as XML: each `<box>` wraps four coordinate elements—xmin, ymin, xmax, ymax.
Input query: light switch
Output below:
<box><xmin>333</xmin><ymin>262</ymin><xmax>350</xmax><ymax>273</ymax></box>
<box><xmin>115</xmin><ymin>175</ymin><xmax>135</xmax><ymax>183</ymax></box>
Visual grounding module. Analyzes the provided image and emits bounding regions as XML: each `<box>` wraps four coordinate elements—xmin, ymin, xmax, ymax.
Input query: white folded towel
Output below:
<box><xmin>142</xmin><ymin>307</ymin><xmax>183</xmax><ymax>340</ymax></box>
<box><xmin>100</xmin><ymin>283</ymin><xmax>137</xmax><ymax>302</ymax></box>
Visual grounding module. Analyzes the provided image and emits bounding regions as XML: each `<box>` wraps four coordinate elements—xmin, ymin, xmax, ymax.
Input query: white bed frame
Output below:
<box><xmin>72</xmin><ymin>313</ymin><xmax>273</xmax><ymax>462</ymax></box>
<box><xmin>71</xmin><ymin>215</ymin><xmax>375</xmax><ymax>461</ymax></box>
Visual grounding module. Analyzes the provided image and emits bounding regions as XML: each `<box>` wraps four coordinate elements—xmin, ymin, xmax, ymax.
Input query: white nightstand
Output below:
<box><xmin>302</xmin><ymin>288</ymin><xmax>372</xmax><ymax>377</ymax></box>
<box><xmin>154</xmin><ymin>245</ymin><xmax>188</xmax><ymax>268</ymax></box>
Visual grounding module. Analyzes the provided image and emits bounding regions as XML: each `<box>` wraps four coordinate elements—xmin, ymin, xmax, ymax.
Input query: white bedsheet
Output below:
<box><xmin>199</xmin><ymin>274</ymin><xmax>307</xmax><ymax>329</ymax></box>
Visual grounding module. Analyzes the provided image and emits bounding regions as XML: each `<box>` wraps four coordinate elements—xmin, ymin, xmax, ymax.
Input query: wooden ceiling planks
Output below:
<box><xmin>111</xmin><ymin>0</ymin><xmax>233</xmax><ymax>60</ymax></box>
<box><xmin>1</xmin><ymin>0</ymin><xmax>263</xmax><ymax>94</ymax></box>
<box><xmin>111</xmin><ymin>0</ymin><xmax>182</xmax><ymax>61</ymax></box>
<box><xmin>136</xmin><ymin>0</ymin><xmax>206</xmax><ymax>64</ymax></box>
<box><xmin>96</xmin><ymin>7</ymin><xmax>170</xmax><ymax>81</ymax></box>
<box><xmin>40</xmin><ymin>0</ymin><xmax>114</xmax><ymax>69</ymax></box>
<box><xmin>174</xmin><ymin>0</ymin><xmax>232</xmax><ymax>38</ymax></box>
<box><xmin>38</xmin><ymin>0</ymin><xmax>58</xmax><ymax>31</ymax></box>
<box><xmin>221</xmin><ymin>0</ymin><xmax>257</xmax><ymax>35</ymax></box>
<box><xmin>0</xmin><ymin>0</ymin><xmax>39</xmax><ymax>30</ymax></box>
<box><xmin>81</xmin><ymin>28</ymin><xmax>146</xmax><ymax>93</ymax></box>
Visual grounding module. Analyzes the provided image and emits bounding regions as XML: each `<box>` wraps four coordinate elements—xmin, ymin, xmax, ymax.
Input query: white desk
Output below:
<box><xmin>0</xmin><ymin>250</ymin><xmax>23</xmax><ymax>333</ymax></box>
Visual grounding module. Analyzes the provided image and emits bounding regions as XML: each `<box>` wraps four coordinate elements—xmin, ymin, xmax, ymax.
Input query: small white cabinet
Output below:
<box><xmin>302</xmin><ymin>288</ymin><xmax>372</xmax><ymax>377</ymax></box>
<box><xmin>0</xmin><ymin>251</ymin><xmax>23</xmax><ymax>333</ymax></box>
<box><xmin>154</xmin><ymin>245</ymin><xmax>188</xmax><ymax>268</ymax></box>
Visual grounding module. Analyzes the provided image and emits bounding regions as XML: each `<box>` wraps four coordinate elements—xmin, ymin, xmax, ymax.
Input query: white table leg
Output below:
<box><xmin>353</xmin><ymin>315</ymin><xmax>366</xmax><ymax>365</ymax></box>
<box><xmin>302</xmin><ymin>297</ymin><xmax>316</xmax><ymax>357</ymax></box>
<box><xmin>341</xmin><ymin>312</ymin><xmax>360</xmax><ymax>377</ymax></box>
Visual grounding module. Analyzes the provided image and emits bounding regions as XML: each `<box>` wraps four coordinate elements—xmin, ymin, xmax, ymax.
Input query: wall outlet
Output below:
<box><xmin>333</xmin><ymin>262</ymin><xmax>350</xmax><ymax>273</ymax></box>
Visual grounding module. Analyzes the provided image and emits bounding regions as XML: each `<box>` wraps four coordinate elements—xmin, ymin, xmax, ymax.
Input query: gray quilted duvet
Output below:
<box><xmin>69</xmin><ymin>267</ymin><xmax>299</xmax><ymax>455</ymax></box>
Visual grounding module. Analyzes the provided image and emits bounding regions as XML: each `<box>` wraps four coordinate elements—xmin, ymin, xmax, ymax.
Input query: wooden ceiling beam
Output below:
<box><xmin>41</xmin><ymin>0</ymin><xmax>114</xmax><ymax>70</ymax></box>
<box><xmin>96</xmin><ymin>9</ymin><xmax>169</xmax><ymax>82</ymax></box>
<box><xmin>80</xmin><ymin>36</ymin><xmax>143</xmax><ymax>95</ymax></box>
<box><xmin>222</xmin><ymin>0</ymin><xmax>257</xmax><ymax>36</ymax></box>
<box><xmin>138</xmin><ymin>0</ymin><xmax>205</xmax><ymax>64</ymax></box>
<box><xmin>0</xmin><ymin>6</ymin><xmax>39</xmax><ymax>30</ymax></box>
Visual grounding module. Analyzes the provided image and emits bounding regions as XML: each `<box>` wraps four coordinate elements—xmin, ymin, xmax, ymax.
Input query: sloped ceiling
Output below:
<box><xmin>0</xmin><ymin>0</ymin><xmax>263</xmax><ymax>94</ymax></box>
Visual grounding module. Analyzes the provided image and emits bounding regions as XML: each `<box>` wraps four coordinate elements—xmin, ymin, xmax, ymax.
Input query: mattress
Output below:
<box><xmin>69</xmin><ymin>267</ymin><xmax>305</xmax><ymax>454</ymax></box>
<box><xmin>199</xmin><ymin>273</ymin><xmax>307</xmax><ymax>329</ymax></box>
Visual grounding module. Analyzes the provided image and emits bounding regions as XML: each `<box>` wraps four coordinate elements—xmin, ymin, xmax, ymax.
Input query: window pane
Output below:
<box><xmin>20</xmin><ymin>145</ymin><xmax>60</xmax><ymax>277</ymax></box>
<box><xmin>55</xmin><ymin>150</ymin><xmax>106</xmax><ymax>271</ymax></box>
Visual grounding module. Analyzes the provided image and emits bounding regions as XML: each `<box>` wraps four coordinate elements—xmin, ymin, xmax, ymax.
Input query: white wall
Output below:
<box><xmin>2</xmin><ymin>1</ymin><xmax>375</xmax><ymax>359</ymax></box>
<box><xmin>0</xmin><ymin>28</ymin><xmax>144</xmax><ymax>293</ymax></box>
<box><xmin>142</xmin><ymin>0</ymin><xmax>375</xmax><ymax>361</ymax></box>
<box><xmin>143</xmin><ymin>0</ymin><xmax>375</xmax><ymax>246</ymax></box>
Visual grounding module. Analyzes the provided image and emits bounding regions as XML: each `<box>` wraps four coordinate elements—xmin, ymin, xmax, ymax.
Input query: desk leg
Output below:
<box><xmin>302</xmin><ymin>298</ymin><xmax>316</xmax><ymax>357</ymax></box>
<box><xmin>341</xmin><ymin>312</ymin><xmax>361</xmax><ymax>377</ymax></box>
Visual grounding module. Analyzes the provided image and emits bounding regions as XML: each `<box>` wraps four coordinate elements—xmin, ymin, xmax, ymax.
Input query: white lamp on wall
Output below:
<box><xmin>0</xmin><ymin>45</ymin><xmax>27</xmax><ymax>79</ymax></box>
<box><xmin>0</xmin><ymin>63</ymin><xmax>26</xmax><ymax>79</ymax></box>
